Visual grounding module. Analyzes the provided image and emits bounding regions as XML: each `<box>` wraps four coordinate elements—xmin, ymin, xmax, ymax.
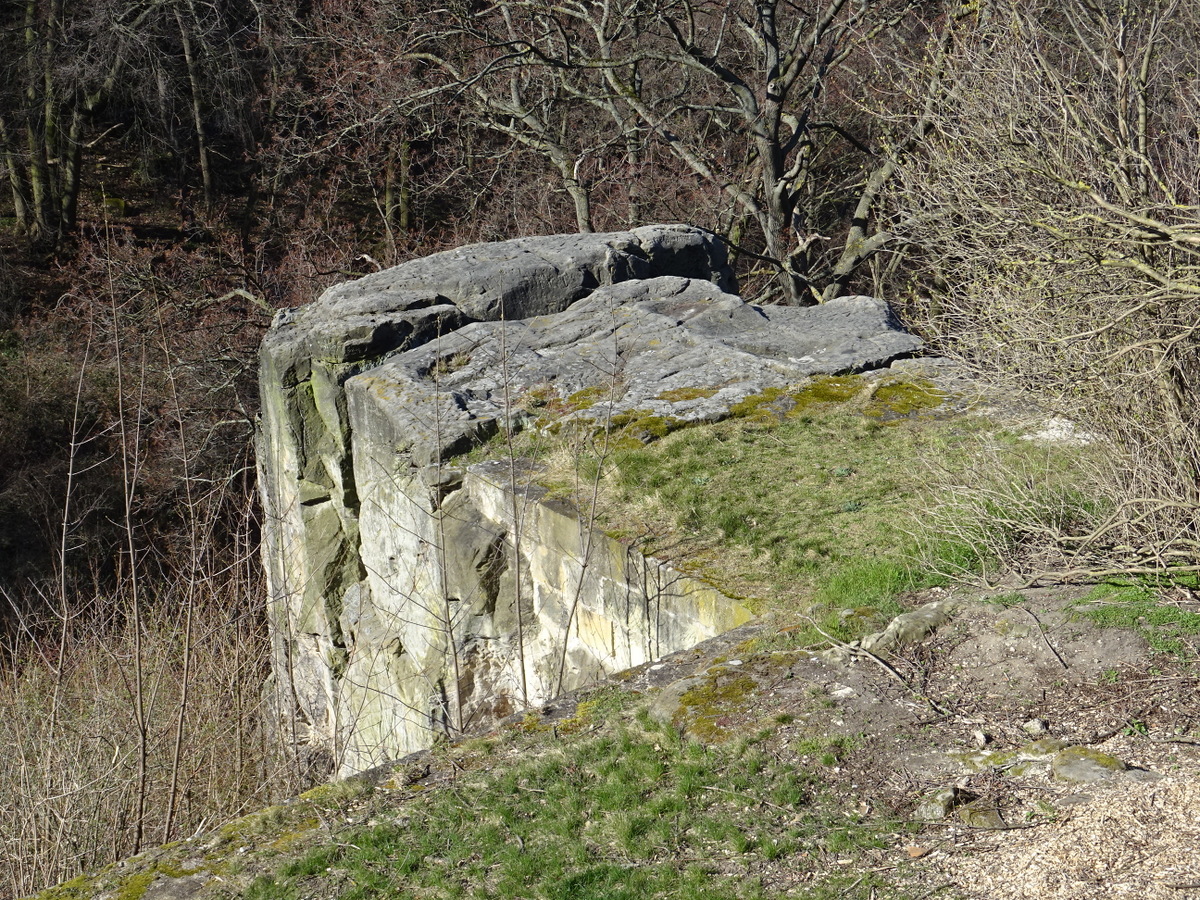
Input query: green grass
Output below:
<box><xmin>1073</xmin><ymin>577</ymin><xmax>1200</xmax><ymax>658</ymax></box>
<box><xmin>464</xmin><ymin>374</ymin><xmax>1101</xmax><ymax>651</ymax></box>
<box><xmin>453</xmin><ymin>376</ymin><xmax>983</xmax><ymax>645</ymax></box>
<box><xmin>237</xmin><ymin>708</ymin><xmax>913</xmax><ymax>900</ymax></box>
<box><xmin>580</xmin><ymin>399</ymin><xmax>991</xmax><ymax>639</ymax></box>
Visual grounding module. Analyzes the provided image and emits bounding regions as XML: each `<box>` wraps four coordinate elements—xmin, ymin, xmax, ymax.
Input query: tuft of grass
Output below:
<box><xmin>814</xmin><ymin>558</ymin><xmax>917</xmax><ymax>612</ymax></box>
<box><xmin>794</xmin><ymin>734</ymin><xmax>860</xmax><ymax>767</ymax></box>
<box><xmin>1073</xmin><ymin>577</ymin><xmax>1200</xmax><ymax>658</ymax></box>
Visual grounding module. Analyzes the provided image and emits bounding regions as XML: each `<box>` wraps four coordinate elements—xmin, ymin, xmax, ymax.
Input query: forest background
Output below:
<box><xmin>0</xmin><ymin>0</ymin><xmax>1197</xmax><ymax>896</ymax></box>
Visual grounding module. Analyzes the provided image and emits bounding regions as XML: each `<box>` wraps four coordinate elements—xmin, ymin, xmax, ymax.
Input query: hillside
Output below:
<box><xmin>27</xmin><ymin>357</ymin><xmax>1200</xmax><ymax>900</ymax></box>
<box><xmin>3</xmin><ymin>0</ymin><xmax>1199</xmax><ymax>896</ymax></box>
<box><xmin>31</xmin><ymin>584</ymin><xmax>1200</xmax><ymax>900</ymax></box>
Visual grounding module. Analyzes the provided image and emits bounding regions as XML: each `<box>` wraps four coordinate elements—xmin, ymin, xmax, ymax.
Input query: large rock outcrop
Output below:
<box><xmin>257</xmin><ymin>225</ymin><xmax>922</xmax><ymax>776</ymax></box>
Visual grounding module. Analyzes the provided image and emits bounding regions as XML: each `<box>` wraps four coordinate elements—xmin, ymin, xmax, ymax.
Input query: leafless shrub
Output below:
<box><xmin>0</xmin><ymin>226</ymin><xmax>302</xmax><ymax>899</ymax></box>
<box><xmin>0</xmin><ymin>491</ymin><xmax>304</xmax><ymax>900</ymax></box>
<box><xmin>890</xmin><ymin>0</ymin><xmax>1200</xmax><ymax>578</ymax></box>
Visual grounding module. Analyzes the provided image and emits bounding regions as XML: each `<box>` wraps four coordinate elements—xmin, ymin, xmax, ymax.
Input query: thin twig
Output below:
<box><xmin>804</xmin><ymin>616</ymin><xmax>953</xmax><ymax>717</ymax></box>
<box><xmin>1013</xmin><ymin>607</ymin><xmax>1069</xmax><ymax>670</ymax></box>
<box><xmin>701</xmin><ymin>785</ymin><xmax>791</xmax><ymax>813</ymax></box>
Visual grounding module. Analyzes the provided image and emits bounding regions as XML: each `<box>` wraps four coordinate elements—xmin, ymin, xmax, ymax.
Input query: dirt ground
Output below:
<box><xmin>597</xmin><ymin>583</ymin><xmax>1200</xmax><ymax>899</ymax></box>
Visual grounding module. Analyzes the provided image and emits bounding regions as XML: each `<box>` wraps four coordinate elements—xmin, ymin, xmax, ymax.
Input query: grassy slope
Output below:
<box><xmin>243</xmin><ymin>702</ymin><xmax>906</xmax><ymax>900</ymax></box>
<box><xmin>38</xmin><ymin>687</ymin><xmax>922</xmax><ymax>900</ymax></box>
<box><xmin>527</xmin><ymin>373</ymin><xmax>1087</xmax><ymax>643</ymax></box>
<box><xmin>37</xmin><ymin>372</ymin><xmax>1177</xmax><ymax>900</ymax></box>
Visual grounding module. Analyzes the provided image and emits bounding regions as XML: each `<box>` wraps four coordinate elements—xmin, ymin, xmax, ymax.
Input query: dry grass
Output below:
<box><xmin>0</xmin><ymin>503</ymin><xmax>308</xmax><ymax>900</ymax></box>
<box><xmin>888</xmin><ymin>0</ymin><xmax>1200</xmax><ymax>578</ymax></box>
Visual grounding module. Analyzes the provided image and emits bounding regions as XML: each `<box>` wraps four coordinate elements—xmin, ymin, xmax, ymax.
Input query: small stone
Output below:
<box><xmin>1022</xmin><ymin>718</ymin><xmax>1048</xmax><ymax>737</ymax></box>
<box><xmin>1123</xmin><ymin>768</ymin><xmax>1165</xmax><ymax>783</ymax></box>
<box><xmin>914</xmin><ymin>787</ymin><xmax>960</xmax><ymax>821</ymax></box>
<box><xmin>972</xmin><ymin>729</ymin><xmax>990</xmax><ymax>748</ymax></box>
<box><xmin>957</xmin><ymin>800</ymin><xmax>1005</xmax><ymax>829</ymax></box>
<box><xmin>1051</xmin><ymin>746</ymin><xmax>1126</xmax><ymax>783</ymax></box>
<box><xmin>143</xmin><ymin>874</ymin><xmax>209</xmax><ymax>900</ymax></box>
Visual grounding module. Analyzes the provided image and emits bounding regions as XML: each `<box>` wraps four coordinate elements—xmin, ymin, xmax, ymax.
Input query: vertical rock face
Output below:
<box><xmin>257</xmin><ymin>226</ymin><xmax>750</xmax><ymax>776</ymax></box>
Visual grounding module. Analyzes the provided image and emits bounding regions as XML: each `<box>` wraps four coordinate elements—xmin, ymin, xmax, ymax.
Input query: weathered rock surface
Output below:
<box><xmin>257</xmin><ymin>225</ymin><xmax>922</xmax><ymax>775</ymax></box>
<box><xmin>355</xmin><ymin>276</ymin><xmax>922</xmax><ymax>465</ymax></box>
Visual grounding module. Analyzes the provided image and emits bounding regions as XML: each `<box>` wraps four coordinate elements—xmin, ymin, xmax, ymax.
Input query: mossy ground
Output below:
<box><xmin>674</xmin><ymin>671</ymin><xmax>759</xmax><ymax>742</ymax></box>
<box><xmin>581</xmin><ymin>393</ymin><xmax>986</xmax><ymax>632</ymax></box>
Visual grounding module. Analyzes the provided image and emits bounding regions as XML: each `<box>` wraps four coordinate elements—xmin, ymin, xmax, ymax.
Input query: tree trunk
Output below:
<box><xmin>57</xmin><ymin>107</ymin><xmax>84</xmax><ymax>240</ymax></box>
<box><xmin>176</xmin><ymin>1</ymin><xmax>213</xmax><ymax>207</ymax></box>
<box><xmin>0</xmin><ymin>116</ymin><xmax>32</xmax><ymax>234</ymax></box>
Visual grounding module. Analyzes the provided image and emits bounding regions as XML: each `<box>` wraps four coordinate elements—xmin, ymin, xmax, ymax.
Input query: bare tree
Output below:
<box><xmin>0</xmin><ymin>0</ymin><xmax>131</xmax><ymax>244</ymax></box>
<box><xmin>415</xmin><ymin>0</ymin><xmax>950</xmax><ymax>303</ymax></box>
<box><xmin>0</xmin><ymin>0</ymin><xmax>260</xmax><ymax>246</ymax></box>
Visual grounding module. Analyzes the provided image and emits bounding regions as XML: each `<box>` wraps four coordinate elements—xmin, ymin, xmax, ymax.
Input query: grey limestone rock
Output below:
<box><xmin>312</xmin><ymin>223</ymin><xmax>734</xmax><ymax>322</ymax></box>
<box><xmin>1050</xmin><ymin>746</ymin><xmax>1127</xmax><ymax>783</ymax></box>
<box><xmin>822</xmin><ymin>600</ymin><xmax>955</xmax><ymax>663</ymax></box>
<box><xmin>347</xmin><ymin>276</ymin><xmax>922</xmax><ymax>466</ymax></box>
<box><xmin>256</xmin><ymin>225</ymin><xmax>924</xmax><ymax>775</ymax></box>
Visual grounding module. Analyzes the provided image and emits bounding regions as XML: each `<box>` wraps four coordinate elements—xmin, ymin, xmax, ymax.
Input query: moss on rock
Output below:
<box><xmin>1051</xmin><ymin>746</ymin><xmax>1127</xmax><ymax>783</ymax></box>
<box><xmin>673</xmin><ymin>672</ymin><xmax>757</xmax><ymax>742</ymax></box>
<box><xmin>730</xmin><ymin>376</ymin><xmax>867</xmax><ymax>424</ymax></box>
<box><xmin>607</xmin><ymin>409</ymin><xmax>686</xmax><ymax>446</ymax></box>
<box><xmin>657</xmin><ymin>386</ymin><xmax>719</xmax><ymax>403</ymax></box>
<box><xmin>863</xmin><ymin>378</ymin><xmax>947</xmax><ymax>421</ymax></box>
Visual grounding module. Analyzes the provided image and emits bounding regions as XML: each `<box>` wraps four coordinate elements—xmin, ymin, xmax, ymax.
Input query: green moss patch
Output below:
<box><xmin>863</xmin><ymin>379</ymin><xmax>947</xmax><ymax>422</ymax></box>
<box><xmin>607</xmin><ymin>409</ymin><xmax>687</xmax><ymax>447</ymax></box>
<box><xmin>730</xmin><ymin>376</ymin><xmax>866</xmax><ymax>424</ymax></box>
<box><xmin>796</xmin><ymin>375</ymin><xmax>866</xmax><ymax>406</ymax></box>
<box><xmin>31</xmin><ymin>874</ymin><xmax>94</xmax><ymax>900</ymax></box>
<box><xmin>729</xmin><ymin>386</ymin><xmax>796</xmax><ymax>422</ymax></box>
<box><xmin>115</xmin><ymin>872</ymin><xmax>156</xmax><ymax>900</ymax></box>
<box><xmin>566</xmin><ymin>385</ymin><xmax>611</xmax><ymax>410</ymax></box>
<box><xmin>657</xmin><ymin>386</ymin><xmax>719</xmax><ymax>403</ymax></box>
<box><xmin>674</xmin><ymin>673</ymin><xmax>758</xmax><ymax>742</ymax></box>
